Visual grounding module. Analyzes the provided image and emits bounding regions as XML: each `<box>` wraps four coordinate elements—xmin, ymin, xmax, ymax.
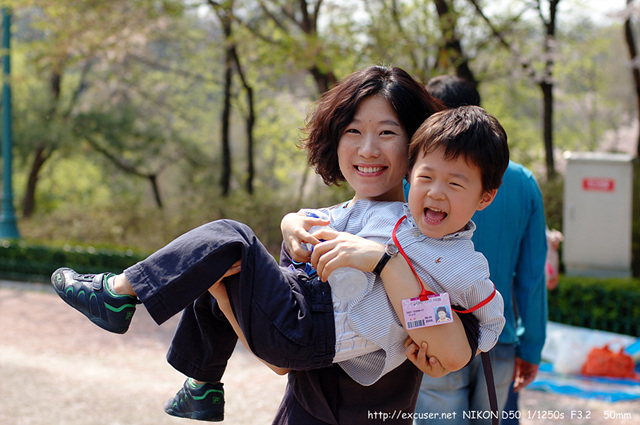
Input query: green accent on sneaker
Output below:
<box><xmin>104</xmin><ymin>302</ymin><xmax>137</xmax><ymax>313</ymax></box>
<box><xmin>188</xmin><ymin>378</ymin><xmax>204</xmax><ymax>389</ymax></box>
<box><xmin>103</xmin><ymin>274</ymin><xmax>135</xmax><ymax>299</ymax></box>
<box><xmin>191</xmin><ymin>389</ymin><xmax>224</xmax><ymax>402</ymax></box>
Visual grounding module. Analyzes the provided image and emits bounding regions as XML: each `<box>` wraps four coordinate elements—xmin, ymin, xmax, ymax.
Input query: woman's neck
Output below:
<box><xmin>352</xmin><ymin>186</ymin><xmax>405</xmax><ymax>205</ymax></box>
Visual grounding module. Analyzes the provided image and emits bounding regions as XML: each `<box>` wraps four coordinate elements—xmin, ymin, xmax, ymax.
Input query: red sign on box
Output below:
<box><xmin>582</xmin><ymin>177</ymin><xmax>615</xmax><ymax>192</ymax></box>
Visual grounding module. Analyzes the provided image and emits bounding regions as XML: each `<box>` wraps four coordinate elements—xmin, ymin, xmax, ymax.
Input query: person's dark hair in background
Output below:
<box><xmin>425</xmin><ymin>75</ymin><xmax>481</xmax><ymax>108</ymax></box>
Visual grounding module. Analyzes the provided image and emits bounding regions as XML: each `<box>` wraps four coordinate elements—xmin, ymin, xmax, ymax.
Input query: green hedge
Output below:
<box><xmin>2</xmin><ymin>240</ymin><xmax>639</xmax><ymax>338</ymax></box>
<box><xmin>0</xmin><ymin>240</ymin><xmax>147</xmax><ymax>283</ymax></box>
<box><xmin>548</xmin><ymin>275</ymin><xmax>640</xmax><ymax>337</ymax></box>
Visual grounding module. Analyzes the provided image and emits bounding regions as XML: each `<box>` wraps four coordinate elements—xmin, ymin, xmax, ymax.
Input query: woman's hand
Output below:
<box><xmin>308</xmin><ymin>230</ymin><xmax>385</xmax><ymax>281</ymax></box>
<box><xmin>404</xmin><ymin>337</ymin><xmax>449</xmax><ymax>378</ymax></box>
<box><xmin>280</xmin><ymin>212</ymin><xmax>330</xmax><ymax>263</ymax></box>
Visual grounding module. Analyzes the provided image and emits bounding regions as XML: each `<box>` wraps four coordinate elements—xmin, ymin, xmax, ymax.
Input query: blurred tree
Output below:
<box><xmin>469</xmin><ymin>0</ymin><xmax>562</xmax><ymax>180</ymax></box>
<box><xmin>624</xmin><ymin>0</ymin><xmax>640</xmax><ymax>157</ymax></box>
<box><xmin>12</xmin><ymin>0</ymin><xmax>186</xmax><ymax>216</ymax></box>
<box><xmin>206</xmin><ymin>0</ymin><xmax>257</xmax><ymax>195</ymax></box>
<box><xmin>241</xmin><ymin>0</ymin><xmax>339</xmax><ymax>93</ymax></box>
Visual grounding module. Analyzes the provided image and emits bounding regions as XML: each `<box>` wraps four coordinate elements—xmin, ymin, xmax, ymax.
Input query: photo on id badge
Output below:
<box><xmin>435</xmin><ymin>305</ymin><xmax>452</xmax><ymax>323</ymax></box>
<box><xmin>402</xmin><ymin>293</ymin><xmax>452</xmax><ymax>329</ymax></box>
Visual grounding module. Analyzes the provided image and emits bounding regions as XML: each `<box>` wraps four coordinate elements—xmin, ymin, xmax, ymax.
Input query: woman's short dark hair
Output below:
<box><xmin>303</xmin><ymin>65</ymin><xmax>445</xmax><ymax>186</ymax></box>
<box><xmin>408</xmin><ymin>105</ymin><xmax>509</xmax><ymax>192</ymax></box>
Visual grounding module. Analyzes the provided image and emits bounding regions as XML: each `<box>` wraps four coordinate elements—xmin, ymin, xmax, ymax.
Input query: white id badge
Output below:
<box><xmin>401</xmin><ymin>292</ymin><xmax>453</xmax><ymax>329</ymax></box>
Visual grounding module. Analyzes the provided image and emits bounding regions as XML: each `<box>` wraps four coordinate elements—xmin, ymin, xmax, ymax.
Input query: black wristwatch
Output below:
<box><xmin>373</xmin><ymin>243</ymin><xmax>399</xmax><ymax>275</ymax></box>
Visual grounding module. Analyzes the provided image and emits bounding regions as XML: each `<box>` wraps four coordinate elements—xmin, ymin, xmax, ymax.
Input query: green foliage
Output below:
<box><xmin>7</xmin><ymin>0</ymin><xmax>639</xmax><ymax>272</ymax></box>
<box><xmin>555</xmin><ymin>21</ymin><xmax>633</xmax><ymax>152</ymax></box>
<box><xmin>481</xmin><ymin>80</ymin><xmax>544</xmax><ymax>169</ymax></box>
<box><xmin>20</xmin><ymin>170</ymin><xmax>350</xmax><ymax>254</ymax></box>
<box><xmin>548</xmin><ymin>276</ymin><xmax>640</xmax><ymax>337</ymax></box>
<box><xmin>539</xmin><ymin>175</ymin><xmax>564</xmax><ymax>234</ymax></box>
<box><xmin>633</xmin><ymin>160</ymin><xmax>640</xmax><ymax>277</ymax></box>
<box><xmin>0</xmin><ymin>239</ymin><xmax>147</xmax><ymax>283</ymax></box>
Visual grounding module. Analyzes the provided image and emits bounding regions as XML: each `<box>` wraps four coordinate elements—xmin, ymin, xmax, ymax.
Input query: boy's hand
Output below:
<box><xmin>404</xmin><ymin>337</ymin><xmax>449</xmax><ymax>378</ymax></box>
<box><xmin>280</xmin><ymin>212</ymin><xmax>330</xmax><ymax>263</ymax></box>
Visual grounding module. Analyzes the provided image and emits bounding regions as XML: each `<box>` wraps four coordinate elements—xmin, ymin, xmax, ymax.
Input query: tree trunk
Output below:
<box><xmin>22</xmin><ymin>145</ymin><xmax>49</xmax><ymax>218</ymax></box>
<box><xmin>542</xmin><ymin>0</ymin><xmax>559</xmax><ymax>179</ymax></box>
<box><xmin>624</xmin><ymin>0</ymin><xmax>640</xmax><ymax>157</ymax></box>
<box><xmin>309</xmin><ymin>65</ymin><xmax>337</xmax><ymax>94</ymax></box>
<box><xmin>230</xmin><ymin>44</ymin><xmax>255</xmax><ymax>194</ymax></box>
<box><xmin>22</xmin><ymin>70</ymin><xmax>62</xmax><ymax>218</ymax></box>
<box><xmin>468</xmin><ymin>0</ymin><xmax>560</xmax><ymax>178</ymax></box>
<box><xmin>148</xmin><ymin>174</ymin><xmax>163</xmax><ymax>209</ymax></box>
<box><xmin>541</xmin><ymin>81</ymin><xmax>556</xmax><ymax>180</ymax></box>
<box><xmin>220</xmin><ymin>22</ymin><xmax>233</xmax><ymax>197</ymax></box>
<box><xmin>433</xmin><ymin>0</ymin><xmax>476</xmax><ymax>85</ymax></box>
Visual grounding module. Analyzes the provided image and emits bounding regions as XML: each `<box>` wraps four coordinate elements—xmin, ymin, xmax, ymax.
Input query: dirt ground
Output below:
<box><xmin>1</xmin><ymin>281</ymin><xmax>638</xmax><ymax>425</ymax></box>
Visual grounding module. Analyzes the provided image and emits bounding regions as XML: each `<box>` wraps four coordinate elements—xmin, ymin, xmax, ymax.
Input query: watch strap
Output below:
<box><xmin>373</xmin><ymin>252</ymin><xmax>392</xmax><ymax>275</ymax></box>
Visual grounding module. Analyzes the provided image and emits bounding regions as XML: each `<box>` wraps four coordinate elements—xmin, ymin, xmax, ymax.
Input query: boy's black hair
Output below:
<box><xmin>407</xmin><ymin>106</ymin><xmax>509</xmax><ymax>192</ymax></box>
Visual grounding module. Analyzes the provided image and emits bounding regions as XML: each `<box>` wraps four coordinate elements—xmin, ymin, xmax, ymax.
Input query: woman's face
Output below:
<box><xmin>337</xmin><ymin>96</ymin><xmax>409</xmax><ymax>202</ymax></box>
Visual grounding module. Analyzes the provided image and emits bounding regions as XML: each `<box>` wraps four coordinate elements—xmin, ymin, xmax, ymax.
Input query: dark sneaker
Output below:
<box><xmin>50</xmin><ymin>267</ymin><xmax>138</xmax><ymax>334</ymax></box>
<box><xmin>164</xmin><ymin>379</ymin><xmax>224</xmax><ymax>422</ymax></box>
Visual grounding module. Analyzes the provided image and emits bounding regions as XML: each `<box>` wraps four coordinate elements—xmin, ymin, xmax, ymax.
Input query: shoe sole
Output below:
<box><xmin>165</xmin><ymin>408</ymin><xmax>223</xmax><ymax>422</ymax></box>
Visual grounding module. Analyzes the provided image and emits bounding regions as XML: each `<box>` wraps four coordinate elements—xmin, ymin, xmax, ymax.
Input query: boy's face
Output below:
<box><xmin>407</xmin><ymin>146</ymin><xmax>496</xmax><ymax>239</ymax></box>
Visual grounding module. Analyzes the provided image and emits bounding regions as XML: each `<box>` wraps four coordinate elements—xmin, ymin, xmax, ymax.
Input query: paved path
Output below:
<box><xmin>0</xmin><ymin>283</ymin><xmax>287</xmax><ymax>425</ymax></box>
<box><xmin>1</xmin><ymin>282</ymin><xmax>638</xmax><ymax>424</ymax></box>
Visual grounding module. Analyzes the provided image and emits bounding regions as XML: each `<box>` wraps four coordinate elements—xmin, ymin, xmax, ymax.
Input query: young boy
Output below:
<box><xmin>51</xmin><ymin>105</ymin><xmax>507</xmax><ymax>421</ymax></box>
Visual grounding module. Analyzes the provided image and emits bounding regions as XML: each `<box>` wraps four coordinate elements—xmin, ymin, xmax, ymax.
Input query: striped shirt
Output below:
<box><xmin>302</xmin><ymin>199</ymin><xmax>504</xmax><ymax>386</ymax></box>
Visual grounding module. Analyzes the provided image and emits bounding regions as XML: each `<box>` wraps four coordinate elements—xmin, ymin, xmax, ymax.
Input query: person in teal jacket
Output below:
<box><xmin>409</xmin><ymin>75</ymin><xmax>548</xmax><ymax>425</ymax></box>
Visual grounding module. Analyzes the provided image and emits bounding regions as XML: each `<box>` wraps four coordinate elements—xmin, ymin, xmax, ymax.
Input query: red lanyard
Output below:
<box><xmin>391</xmin><ymin>215</ymin><xmax>496</xmax><ymax>313</ymax></box>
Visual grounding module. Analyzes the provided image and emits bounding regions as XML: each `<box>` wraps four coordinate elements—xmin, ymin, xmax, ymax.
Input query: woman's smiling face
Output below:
<box><xmin>337</xmin><ymin>95</ymin><xmax>409</xmax><ymax>202</ymax></box>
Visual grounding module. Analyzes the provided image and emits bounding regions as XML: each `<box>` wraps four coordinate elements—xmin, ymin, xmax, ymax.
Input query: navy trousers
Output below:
<box><xmin>124</xmin><ymin>219</ymin><xmax>335</xmax><ymax>382</ymax></box>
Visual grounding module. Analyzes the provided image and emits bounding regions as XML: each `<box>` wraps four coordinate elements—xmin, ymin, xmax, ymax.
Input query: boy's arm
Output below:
<box><xmin>280</xmin><ymin>212</ymin><xmax>330</xmax><ymax>263</ymax></box>
<box><xmin>379</xmin><ymin>254</ymin><xmax>474</xmax><ymax>373</ymax></box>
<box><xmin>463</xmin><ymin>282</ymin><xmax>505</xmax><ymax>353</ymax></box>
<box><xmin>307</xmin><ymin>231</ymin><xmax>475</xmax><ymax>373</ymax></box>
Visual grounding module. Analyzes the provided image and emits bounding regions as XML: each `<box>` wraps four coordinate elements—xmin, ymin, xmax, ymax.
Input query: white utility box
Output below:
<box><xmin>563</xmin><ymin>152</ymin><xmax>634</xmax><ymax>278</ymax></box>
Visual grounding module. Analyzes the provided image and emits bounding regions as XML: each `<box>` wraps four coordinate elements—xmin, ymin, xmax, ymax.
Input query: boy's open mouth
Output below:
<box><xmin>424</xmin><ymin>207</ymin><xmax>447</xmax><ymax>224</ymax></box>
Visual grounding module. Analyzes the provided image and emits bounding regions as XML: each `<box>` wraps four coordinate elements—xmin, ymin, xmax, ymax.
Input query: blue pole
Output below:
<box><xmin>0</xmin><ymin>7</ymin><xmax>20</xmax><ymax>239</ymax></box>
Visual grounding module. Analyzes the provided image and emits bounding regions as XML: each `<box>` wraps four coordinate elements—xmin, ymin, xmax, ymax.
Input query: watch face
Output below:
<box><xmin>386</xmin><ymin>243</ymin><xmax>399</xmax><ymax>256</ymax></box>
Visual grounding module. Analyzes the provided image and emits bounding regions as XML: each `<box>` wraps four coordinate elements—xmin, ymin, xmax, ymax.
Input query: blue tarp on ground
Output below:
<box><xmin>527</xmin><ymin>322</ymin><xmax>639</xmax><ymax>402</ymax></box>
<box><xmin>529</xmin><ymin>363</ymin><xmax>640</xmax><ymax>402</ymax></box>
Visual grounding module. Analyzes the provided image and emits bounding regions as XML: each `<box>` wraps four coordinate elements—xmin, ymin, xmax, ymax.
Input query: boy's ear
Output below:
<box><xmin>477</xmin><ymin>189</ymin><xmax>498</xmax><ymax>211</ymax></box>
